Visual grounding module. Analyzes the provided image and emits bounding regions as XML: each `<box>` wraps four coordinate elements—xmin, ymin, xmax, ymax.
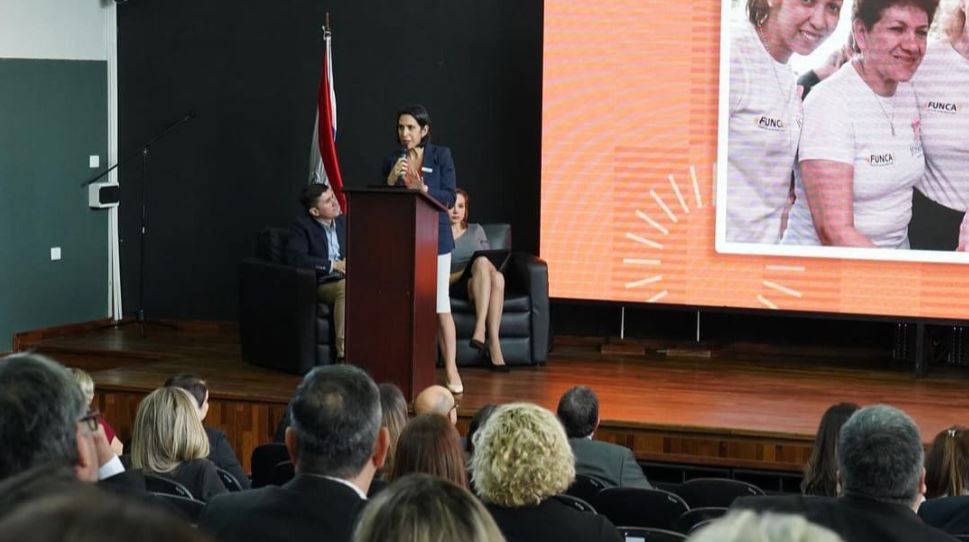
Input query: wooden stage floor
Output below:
<box><xmin>21</xmin><ymin>325</ymin><xmax>969</xmax><ymax>475</ymax></box>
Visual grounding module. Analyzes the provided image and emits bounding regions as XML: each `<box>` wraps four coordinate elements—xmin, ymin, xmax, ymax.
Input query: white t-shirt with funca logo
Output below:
<box><xmin>782</xmin><ymin>63</ymin><xmax>924</xmax><ymax>249</ymax></box>
<box><xmin>912</xmin><ymin>40</ymin><xmax>969</xmax><ymax>212</ymax></box>
<box><xmin>725</xmin><ymin>18</ymin><xmax>802</xmax><ymax>244</ymax></box>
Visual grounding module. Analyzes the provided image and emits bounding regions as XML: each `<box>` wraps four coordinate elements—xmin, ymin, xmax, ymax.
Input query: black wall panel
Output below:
<box><xmin>118</xmin><ymin>0</ymin><xmax>543</xmax><ymax>320</ymax></box>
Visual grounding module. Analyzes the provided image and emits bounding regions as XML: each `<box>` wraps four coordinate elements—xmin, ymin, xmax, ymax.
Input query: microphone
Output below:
<box><xmin>398</xmin><ymin>145</ymin><xmax>408</xmax><ymax>185</ymax></box>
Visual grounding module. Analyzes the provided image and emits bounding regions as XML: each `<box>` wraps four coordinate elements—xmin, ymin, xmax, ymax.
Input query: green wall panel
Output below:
<box><xmin>0</xmin><ymin>59</ymin><xmax>109</xmax><ymax>348</ymax></box>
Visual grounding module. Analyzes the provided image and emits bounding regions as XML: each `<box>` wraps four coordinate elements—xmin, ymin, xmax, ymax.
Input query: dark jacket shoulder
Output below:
<box><xmin>735</xmin><ymin>494</ymin><xmax>958</xmax><ymax>542</ymax></box>
<box><xmin>486</xmin><ymin>497</ymin><xmax>622</xmax><ymax>542</ymax></box>
<box><xmin>200</xmin><ymin>474</ymin><xmax>365</xmax><ymax>542</ymax></box>
<box><xmin>920</xmin><ymin>495</ymin><xmax>969</xmax><ymax>536</ymax></box>
<box><xmin>204</xmin><ymin>426</ymin><xmax>251</xmax><ymax>489</ymax></box>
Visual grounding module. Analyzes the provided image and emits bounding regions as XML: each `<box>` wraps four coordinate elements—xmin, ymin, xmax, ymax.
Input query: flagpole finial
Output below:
<box><xmin>324</xmin><ymin>12</ymin><xmax>331</xmax><ymax>34</ymax></box>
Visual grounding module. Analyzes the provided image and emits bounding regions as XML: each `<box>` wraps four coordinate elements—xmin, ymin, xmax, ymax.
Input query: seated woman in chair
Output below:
<box><xmin>131</xmin><ymin>387</ymin><xmax>228</xmax><ymax>501</ymax></box>
<box><xmin>449</xmin><ymin>188</ymin><xmax>507</xmax><ymax>370</ymax></box>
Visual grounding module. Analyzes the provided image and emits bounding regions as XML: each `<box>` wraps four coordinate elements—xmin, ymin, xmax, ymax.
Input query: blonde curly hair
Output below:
<box><xmin>470</xmin><ymin>403</ymin><xmax>575</xmax><ymax>507</ymax></box>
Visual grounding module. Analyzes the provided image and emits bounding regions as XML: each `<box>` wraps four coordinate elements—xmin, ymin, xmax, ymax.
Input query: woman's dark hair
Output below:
<box><xmin>395</xmin><ymin>104</ymin><xmax>431</xmax><ymax>147</ymax></box>
<box><xmin>925</xmin><ymin>425</ymin><xmax>969</xmax><ymax>498</ymax></box>
<box><xmin>465</xmin><ymin>403</ymin><xmax>497</xmax><ymax>455</ymax></box>
<box><xmin>455</xmin><ymin>188</ymin><xmax>470</xmax><ymax>229</ymax></box>
<box><xmin>390</xmin><ymin>414</ymin><xmax>468</xmax><ymax>489</ymax></box>
<box><xmin>747</xmin><ymin>0</ymin><xmax>771</xmax><ymax>26</ymax></box>
<box><xmin>801</xmin><ymin>402</ymin><xmax>860</xmax><ymax>496</ymax></box>
<box><xmin>164</xmin><ymin>373</ymin><xmax>208</xmax><ymax>409</ymax></box>
<box><xmin>853</xmin><ymin>0</ymin><xmax>940</xmax><ymax>30</ymax></box>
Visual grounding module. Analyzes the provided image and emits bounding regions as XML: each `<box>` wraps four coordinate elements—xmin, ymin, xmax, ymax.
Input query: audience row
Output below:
<box><xmin>4</xmin><ymin>351</ymin><xmax>969</xmax><ymax>542</ymax></box>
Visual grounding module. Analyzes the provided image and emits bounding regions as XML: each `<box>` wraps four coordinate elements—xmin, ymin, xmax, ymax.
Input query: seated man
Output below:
<box><xmin>556</xmin><ymin>386</ymin><xmax>651</xmax><ymax>489</ymax></box>
<box><xmin>284</xmin><ymin>183</ymin><xmax>347</xmax><ymax>361</ymax></box>
<box><xmin>199</xmin><ymin>365</ymin><xmax>388</xmax><ymax>542</ymax></box>
<box><xmin>0</xmin><ymin>353</ymin><xmax>149</xmax><ymax>507</ymax></box>
<box><xmin>735</xmin><ymin>405</ymin><xmax>955</xmax><ymax>542</ymax></box>
<box><xmin>413</xmin><ymin>385</ymin><xmax>457</xmax><ymax>425</ymax></box>
<box><xmin>165</xmin><ymin>373</ymin><xmax>251</xmax><ymax>488</ymax></box>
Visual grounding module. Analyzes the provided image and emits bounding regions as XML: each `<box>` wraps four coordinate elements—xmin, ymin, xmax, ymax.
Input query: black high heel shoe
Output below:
<box><xmin>469</xmin><ymin>338</ymin><xmax>487</xmax><ymax>351</ymax></box>
<box><xmin>482</xmin><ymin>348</ymin><xmax>510</xmax><ymax>372</ymax></box>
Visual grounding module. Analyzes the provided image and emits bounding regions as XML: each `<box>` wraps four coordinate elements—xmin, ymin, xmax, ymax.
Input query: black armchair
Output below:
<box><xmin>450</xmin><ymin>224</ymin><xmax>549</xmax><ymax>366</ymax></box>
<box><xmin>238</xmin><ymin>227</ymin><xmax>335</xmax><ymax>374</ymax></box>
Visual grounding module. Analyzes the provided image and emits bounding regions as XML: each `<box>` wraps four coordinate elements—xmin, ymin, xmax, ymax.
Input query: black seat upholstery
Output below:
<box><xmin>143</xmin><ymin>472</ymin><xmax>194</xmax><ymax>499</ymax></box>
<box><xmin>269</xmin><ymin>461</ymin><xmax>296</xmax><ymax>486</ymax></box>
<box><xmin>449</xmin><ymin>223</ymin><xmax>549</xmax><ymax>366</ymax></box>
<box><xmin>250</xmin><ymin>443</ymin><xmax>290</xmax><ymax>488</ymax></box>
<box><xmin>153</xmin><ymin>493</ymin><xmax>206</xmax><ymax>524</ymax></box>
<box><xmin>673</xmin><ymin>478</ymin><xmax>764</xmax><ymax>508</ymax></box>
<box><xmin>566</xmin><ymin>473</ymin><xmax>608</xmax><ymax>503</ymax></box>
<box><xmin>674</xmin><ymin>507</ymin><xmax>728</xmax><ymax>534</ymax></box>
<box><xmin>215</xmin><ymin>466</ymin><xmax>244</xmax><ymax>492</ymax></box>
<box><xmin>593</xmin><ymin>488</ymin><xmax>689</xmax><ymax>531</ymax></box>
<box><xmin>616</xmin><ymin>526</ymin><xmax>687</xmax><ymax>541</ymax></box>
<box><xmin>238</xmin><ymin>227</ymin><xmax>336</xmax><ymax>374</ymax></box>
<box><xmin>552</xmin><ymin>494</ymin><xmax>598</xmax><ymax>514</ymax></box>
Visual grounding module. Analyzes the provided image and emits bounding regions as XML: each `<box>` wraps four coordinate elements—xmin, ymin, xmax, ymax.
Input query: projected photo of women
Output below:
<box><xmin>908</xmin><ymin>0</ymin><xmax>969</xmax><ymax>250</ymax></box>
<box><xmin>781</xmin><ymin>0</ymin><xmax>937</xmax><ymax>248</ymax></box>
<box><xmin>725</xmin><ymin>0</ymin><xmax>844</xmax><ymax>244</ymax></box>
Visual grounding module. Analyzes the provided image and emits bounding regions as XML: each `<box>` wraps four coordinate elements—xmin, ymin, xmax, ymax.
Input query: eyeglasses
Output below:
<box><xmin>78</xmin><ymin>410</ymin><xmax>100</xmax><ymax>432</ymax></box>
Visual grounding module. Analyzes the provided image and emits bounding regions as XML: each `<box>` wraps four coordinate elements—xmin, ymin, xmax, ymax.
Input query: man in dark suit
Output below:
<box><xmin>284</xmin><ymin>183</ymin><xmax>347</xmax><ymax>361</ymax></box>
<box><xmin>165</xmin><ymin>373</ymin><xmax>250</xmax><ymax>489</ymax></box>
<box><xmin>556</xmin><ymin>386</ymin><xmax>651</xmax><ymax>489</ymax></box>
<box><xmin>735</xmin><ymin>405</ymin><xmax>957</xmax><ymax>542</ymax></box>
<box><xmin>199</xmin><ymin>364</ymin><xmax>389</xmax><ymax>542</ymax></box>
<box><xmin>0</xmin><ymin>353</ymin><xmax>155</xmax><ymax>509</ymax></box>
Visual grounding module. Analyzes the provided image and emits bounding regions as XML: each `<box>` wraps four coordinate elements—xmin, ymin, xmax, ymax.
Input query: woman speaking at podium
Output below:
<box><xmin>382</xmin><ymin>104</ymin><xmax>462</xmax><ymax>394</ymax></box>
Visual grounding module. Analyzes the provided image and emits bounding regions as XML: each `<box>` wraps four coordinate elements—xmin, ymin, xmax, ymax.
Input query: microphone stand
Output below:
<box><xmin>84</xmin><ymin>113</ymin><xmax>195</xmax><ymax>335</ymax></box>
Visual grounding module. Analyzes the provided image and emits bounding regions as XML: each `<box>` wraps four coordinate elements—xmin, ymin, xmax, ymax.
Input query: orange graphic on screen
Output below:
<box><xmin>541</xmin><ymin>0</ymin><xmax>969</xmax><ymax>320</ymax></box>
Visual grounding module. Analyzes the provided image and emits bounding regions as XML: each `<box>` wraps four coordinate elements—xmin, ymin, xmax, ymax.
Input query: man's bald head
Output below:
<box><xmin>413</xmin><ymin>385</ymin><xmax>456</xmax><ymax>424</ymax></box>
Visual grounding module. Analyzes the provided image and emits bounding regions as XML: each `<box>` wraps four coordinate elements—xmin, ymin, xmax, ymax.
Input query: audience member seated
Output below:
<box><xmin>165</xmin><ymin>373</ymin><xmax>251</xmax><ymax>489</ymax></box>
<box><xmin>556</xmin><ymin>386</ymin><xmax>651</xmax><ymax>489</ymax></box>
<box><xmin>70</xmin><ymin>367</ymin><xmax>124</xmax><ymax>456</ymax></box>
<box><xmin>0</xmin><ymin>353</ymin><xmax>134</xmax><ymax>490</ymax></box>
<box><xmin>734</xmin><ymin>405</ymin><xmax>955</xmax><ymax>542</ymax></box>
<box><xmin>925</xmin><ymin>426</ymin><xmax>969</xmax><ymax>498</ymax></box>
<box><xmin>389</xmin><ymin>414</ymin><xmax>469</xmax><ymax>489</ymax></box>
<box><xmin>465</xmin><ymin>403</ymin><xmax>498</xmax><ymax>460</ymax></box>
<box><xmin>284</xmin><ymin>182</ymin><xmax>347</xmax><ymax>361</ymax></box>
<box><xmin>131</xmin><ymin>387</ymin><xmax>227</xmax><ymax>501</ymax></box>
<box><xmin>0</xmin><ymin>484</ymin><xmax>208</xmax><ymax>542</ymax></box>
<box><xmin>471</xmin><ymin>402</ymin><xmax>622</xmax><ymax>542</ymax></box>
<box><xmin>353</xmin><ymin>473</ymin><xmax>505</xmax><ymax>542</ymax></box>
<box><xmin>377</xmin><ymin>383</ymin><xmax>409</xmax><ymax>481</ymax></box>
<box><xmin>449</xmin><ymin>187</ymin><xmax>508</xmax><ymax>370</ymax></box>
<box><xmin>688</xmin><ymin>510</ymin><xmax>843</xmax><ymax>542</ymax></box>
<box><xmin>801</xmin><ymin>402</ymin><xmax>860</xmax><ymax>497</ymax></box>
<box><xmin>414</xmin><ymin>385</ymin><xmax>457</xmax><ymax>424</ymax></box>
<box><xmin>919</xmin><ymin>427</ymin><xmax>969</xmax><ymax>535</ymax></box>
<box><xmin>199</xmin><ymin>365</ymin><xmax>389</xmax><ymax>542</ymax></box>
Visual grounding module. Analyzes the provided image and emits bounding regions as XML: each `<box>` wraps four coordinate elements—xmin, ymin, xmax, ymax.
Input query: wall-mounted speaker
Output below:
<box><xmin>88</xmin><ymin>182</ymin><xmax>120</xmax><ymax>209</ymax></box>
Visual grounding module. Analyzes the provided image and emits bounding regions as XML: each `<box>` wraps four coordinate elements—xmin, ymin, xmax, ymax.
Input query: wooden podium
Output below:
<box><xmin>344</xmin><ymin>187</ymin><xmax>446</xmax><ymax>401</ymax></box>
